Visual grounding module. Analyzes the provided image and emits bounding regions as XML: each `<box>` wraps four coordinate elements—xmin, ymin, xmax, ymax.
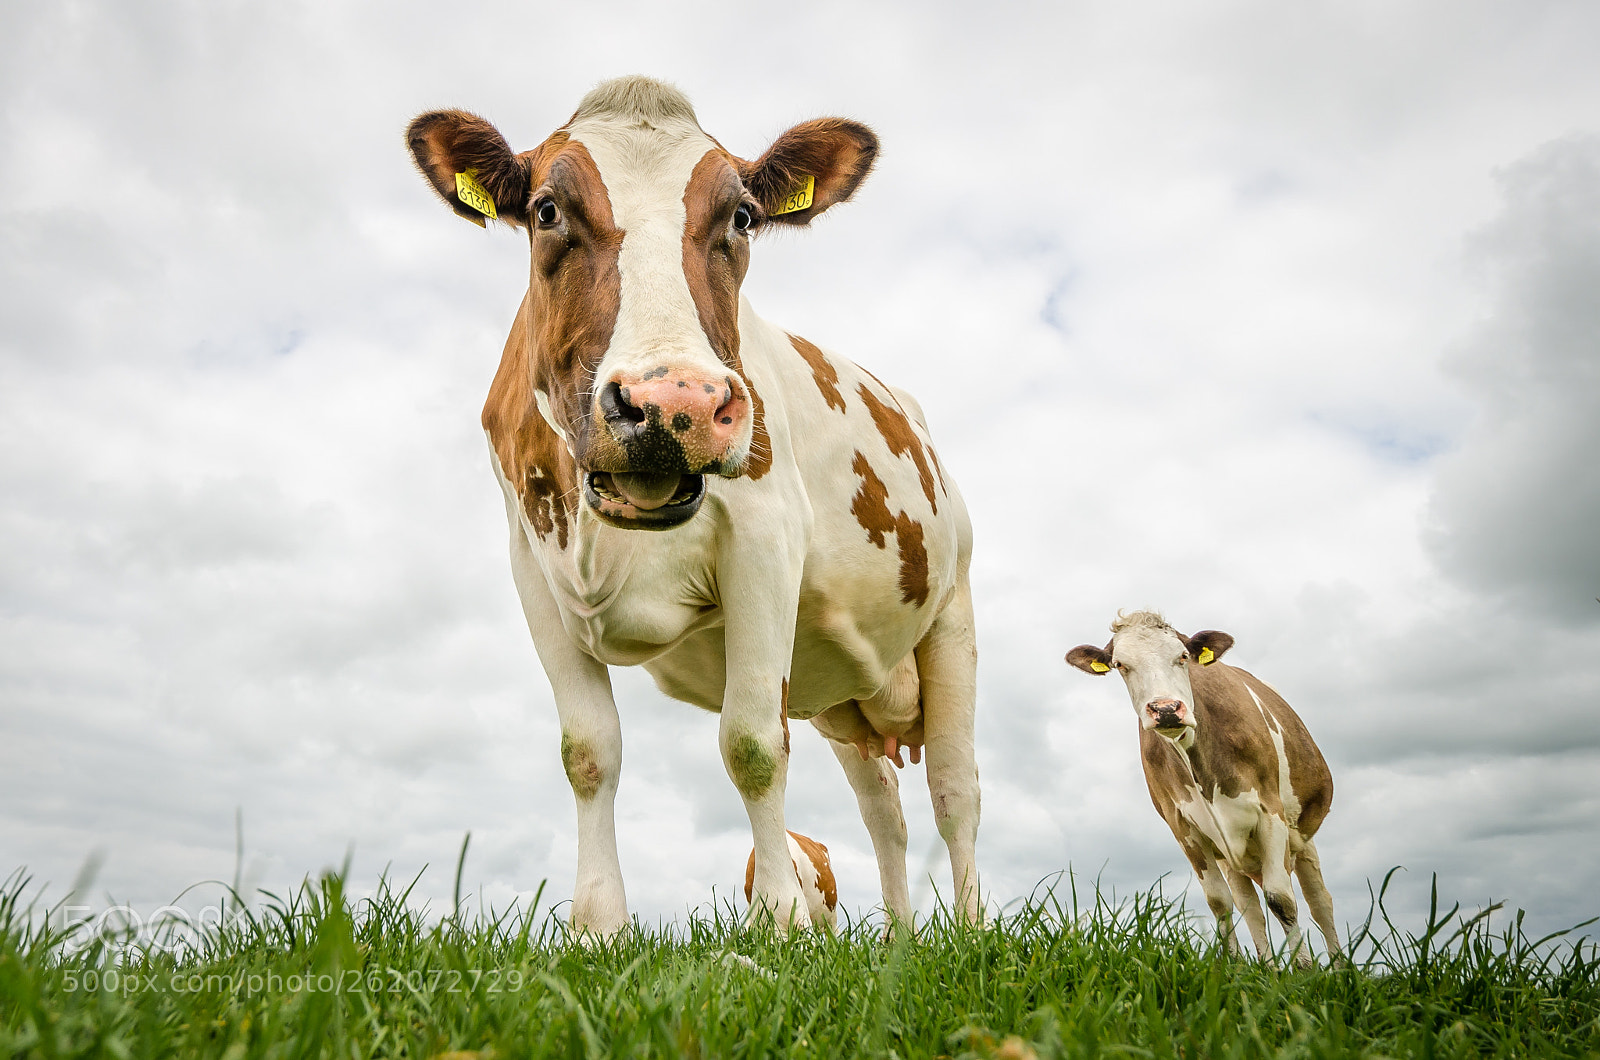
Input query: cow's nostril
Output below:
<box><xmin>600</xmin><ymin>381</ymin><xmax>646</xmax><ymax>425</ymax></box>
<box><xmin>715</xmin><ymin>386</ymin><xmax>737</xmax><ymax>427</ymax></box>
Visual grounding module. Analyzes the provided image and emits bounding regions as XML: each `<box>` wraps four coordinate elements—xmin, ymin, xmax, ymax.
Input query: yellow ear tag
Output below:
<box><xmin>1090</xmin><ymin>661</ymin><xmax>1110</xmax><ymax>673</ymax></box>
<box><xmin>454</xmin><ymin>169</ymin><xmax>497</xmax><ymax>227</ymax></box>
<box><xmin>1198</xmin><ymin>647</ymin><xmax>1215</xmax><ymax>666</ymax></box>
<box><xmin>770</xmin><ymin>175</ymin><xmax>815</xmax><ymax>216</ymax></box>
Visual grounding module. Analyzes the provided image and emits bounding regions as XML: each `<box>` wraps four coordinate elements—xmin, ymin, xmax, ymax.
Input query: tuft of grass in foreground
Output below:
<box><xmin>1</xmin><ymin>867</ymin><xmax>1597</xmax><ymax>1059</ymax></box>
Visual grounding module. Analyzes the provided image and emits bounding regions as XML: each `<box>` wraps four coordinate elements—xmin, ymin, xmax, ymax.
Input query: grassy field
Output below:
<box><xmin>2</xmin><ymin>865</ymin><xmax>1597</xmax><ymax>1059</ymax></box>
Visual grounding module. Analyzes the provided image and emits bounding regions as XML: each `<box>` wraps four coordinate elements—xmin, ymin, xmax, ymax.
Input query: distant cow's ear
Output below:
<box><xmin>407</xmin><ymin>110</ymin><xmax>532</xmax><ymax>228</ymax></box>
<box><xmin>1184</xmin><ymin>630</ymin><xmax>1234</xmax><ymax>666</ymax></box>
<box><xmin>1066</xmin><ymin>644</ymin><xmax>1114</xmax><ymax>675</ymax></box>
<box><xmin>741</xmin><ymin>118</ymin><xmax>878</xmax><ymax>227</ymax></box>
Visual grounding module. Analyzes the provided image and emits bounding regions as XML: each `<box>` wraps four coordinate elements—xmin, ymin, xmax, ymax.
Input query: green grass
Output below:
<box><xmin>2</xmin><ymin>866</ymin><xmax>1596</xmax><ymax>1059</ymax></box>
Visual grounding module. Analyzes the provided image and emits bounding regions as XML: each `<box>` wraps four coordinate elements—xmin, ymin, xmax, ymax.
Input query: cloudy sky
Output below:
<box><xmin>3</xmin><ymin>1</ymin><xmax>1598</xmax><ymax>943</ymax></box>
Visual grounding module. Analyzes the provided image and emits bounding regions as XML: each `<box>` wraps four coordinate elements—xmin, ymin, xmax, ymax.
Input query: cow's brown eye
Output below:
<box><xmin>732</xmin><ymin>204</ymin><xmax>755</xmax><ymax>232</ymax></box>
<box><xmin>535</xmin><ymin>198</ymin><xmax>561</xmax><ymax>227</ymax></box>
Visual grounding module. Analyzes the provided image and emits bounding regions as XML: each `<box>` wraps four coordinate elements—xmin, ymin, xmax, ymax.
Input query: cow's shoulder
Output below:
<box><xmin>1227</xmin><ymin>666</ymin><xmax>1333</xmax><ymax>833</ymax></box>
<box><xmin>1193</xmin><ymin>662</ymin><xmax>1334</xmax><ymax>835</ymax></box>
<box><xmin>484</xmin><ymin>295</ymin><xmax>578</xmax><ymax>551</ymax></box>
<box><xmin>1185</xmin><ymin>663</ymin><xmax>1281</xmax><ymax>798</ymax></box>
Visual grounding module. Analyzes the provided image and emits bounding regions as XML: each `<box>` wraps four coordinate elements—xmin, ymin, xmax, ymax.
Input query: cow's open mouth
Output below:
<box><xmin>584</xmin><ymin>471</ymin><xmax>705</xmax><ymax>530</ymax></box>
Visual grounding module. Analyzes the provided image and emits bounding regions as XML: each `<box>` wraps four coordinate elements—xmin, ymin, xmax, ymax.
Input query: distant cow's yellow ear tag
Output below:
<box><xmin>1198</xmin><ymin>647</ymin><xmax>1215</xmax><ymax>666</ymax></box>
<box><xmin>1090</xmin><ymin>661</ymin><xmax>1110</xmax><ymax>673</ymax></box>
<box><xmin>771</xmin><ymin>175</ymin><xmax>815</xmax><ymax>215</ymax></box>
<box><xmin>454</xmin><ymin>169</ymin><xmax>496</xmax><ymax>227</ymax></box>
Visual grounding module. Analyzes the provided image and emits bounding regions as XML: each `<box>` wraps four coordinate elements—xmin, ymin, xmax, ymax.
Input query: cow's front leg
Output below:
<box><xmin>719</xmin><ymin>537</ymin><xmax>809</xmax><ymax>932</ymax></box>
<box><xmin>1195</xmin><ymin>857</ymin><xmax>1241</xmax><ymax>955</ymax></box>
<box><xmin>1258</xmin><ymin>814</ymin><xmax>1310</xmax><ymax>966</ymax></box>
<box><xmin>507</xmin><ymin>520</ymin><xmax>628</xmax><ymax>938</ymax></box>
<box><xmin>1223</xmin><ymin>865</ymin><xmax>1272</xmax><ymax>959</ymax></box>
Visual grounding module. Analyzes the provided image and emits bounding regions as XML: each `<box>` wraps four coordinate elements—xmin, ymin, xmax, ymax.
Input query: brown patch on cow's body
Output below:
<box><xmin>788</xmin><ymin>334</ymin><xmax>847</xmax><ymax>413</ymax></box>
<box><xmin>856</xmin><ymin>383</ymin><xmax>938</xmax><ymax>513</ymax></box>
<box><xmin>849</xmin><ymin>452</ymin><xmax>930</xmax><ymax>607</ymax></box>
<box><xmin>523</xmin><ymin>465</ymin><xmax>571</xmax><ymax>550</ymax></box>
<box><xmin>481</xmin><ymin>295</ymin><xmax>579</xmax><ymax>549</ymax></box>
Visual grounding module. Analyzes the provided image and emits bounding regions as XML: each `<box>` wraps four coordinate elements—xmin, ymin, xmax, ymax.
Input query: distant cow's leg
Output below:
<box><xmin>719</xmin><ymin>535</ymin><xmax>810</xmax><ymax>931</ymax></box>
<box><xmin>916</xmin><ymin>579</ymin><xmax>981</xmax><ymax>923</ymax></box>
<box><xmin>506</xmin><ymin>510</ymin><xmax>628</xmax><ymax>937</ymax></box>
<box><xmin>1195</xmin><ymin>858</ymin><xmax>1241</xmax><ymax>955</ymax></box>
<box><xmin>1294</xmin><ymin>840</ymin><xmax>1342</xmax><ymax>961</ymax></box>
<box><xmin>1223</xmin><ymin>865</ymin><xmax>1272</xmax><ymax>959</ymax></box>
<box><xmin>1258</xmin><ymin>815</ymin><xmax>1309</xmax><ymax>966</ymax></box>
<box><xmin>823</xmin><ymin>735</ymin><xmax>912</xmax><ymax>928</ymax></box>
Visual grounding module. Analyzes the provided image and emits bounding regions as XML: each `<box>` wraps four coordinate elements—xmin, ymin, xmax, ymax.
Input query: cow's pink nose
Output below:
<box><xmin>1146</xmin><ymin>698</ymin><xmax>1187</xmax><ymax>727</ymax></box>
<box><xmin>599</xmin><ymin>368</ymin><xmax>749</xmax><ymax>473</ymax></box>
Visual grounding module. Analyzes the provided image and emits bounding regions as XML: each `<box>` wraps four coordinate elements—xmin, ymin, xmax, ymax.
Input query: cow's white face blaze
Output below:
<box><xmin>569</xmin><ymin>109</ymin><xmax>754</xmax><ymax>525</ymax></box>
<box><xmin>406</xmin><ymin>78</ymin><xmax>877</xmax><ymax>531</ymax></box>
<box><xmin>1109</xmin><ymin>623</ymin><xmax>1198</xmax><ymax>739</ymax></box>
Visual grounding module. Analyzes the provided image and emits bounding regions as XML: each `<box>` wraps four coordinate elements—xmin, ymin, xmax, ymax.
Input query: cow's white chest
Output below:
<box><xmin>542</xmin><ymin>523</ymin><xmax>724</xmax><ymax>667</ymax></box>
<box><xmin>1177</xmin><ymin>785</ymin><xmax>1262</xmax><ymax>871</ymax></box>
<box><xmin>492</xmin><ymin>445</ymin><xmax>723</xmax><ymax>666</ymax></box>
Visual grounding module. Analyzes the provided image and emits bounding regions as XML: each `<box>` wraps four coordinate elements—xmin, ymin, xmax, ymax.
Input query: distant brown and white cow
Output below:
<box><xmin>745</xmin><ymin>831</ymin><xmax>839</xmax><ymax>932</ymax></box>
<box><xmin>406</xmin><ymin>77</ymin><xmax>979</xmax><ymax>935</ymax></box>
<box><xmin>1066</xmin><ymin>611</ymin><xmax>1340</xmax><ymax>964</ymax></box>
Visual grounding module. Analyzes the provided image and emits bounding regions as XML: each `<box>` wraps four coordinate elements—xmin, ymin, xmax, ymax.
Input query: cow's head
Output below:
<box><xmin>407</xmin><ymin>77</ymin><xmax>877</xmax><ymax>529</ymax></box>
<box><xmin>1066</xmin><ymin>611</ymin><xmax>1234</xmax><ymax>743</ymax></box>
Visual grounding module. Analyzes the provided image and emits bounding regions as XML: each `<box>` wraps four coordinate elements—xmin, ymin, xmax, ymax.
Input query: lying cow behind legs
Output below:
<box><xmin>405</xmin><ymin>76</ymin><xmax>979</xmax><ymax>936</ymax></box>
<box><xmin>1066</xmin><ymin>611</ymin><xmax>1341</xmax><ymax>965</ymax></box>
<box><xmin>745</xmin><ymin>831</ymin><xmax>839</xmax><ymax>932</ymax></box>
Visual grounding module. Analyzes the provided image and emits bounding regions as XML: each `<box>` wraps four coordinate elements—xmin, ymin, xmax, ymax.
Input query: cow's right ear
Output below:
<box><xmin>1066</xmin><ymin>644</ymin><xmax>1114</xmax><ymax>675</ymax></box>
<box><xmin>406</xmin><ymin>110</ymin><xmax>532</xmax><ymax>228</ymax></box>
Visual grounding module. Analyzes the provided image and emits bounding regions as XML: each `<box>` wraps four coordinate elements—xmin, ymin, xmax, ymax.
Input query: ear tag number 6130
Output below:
<box><xmin>455</xmin><ymin>169</ymin><xmax>497</xmax><ymax>227</ymax></box>
<box><xmin>771</xmin><ymin>175</ymin><xmax>815</xmax><ymax>216</ymax></box>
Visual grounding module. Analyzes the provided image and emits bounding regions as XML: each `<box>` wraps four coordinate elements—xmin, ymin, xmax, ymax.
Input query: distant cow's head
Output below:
<box><xmin>1066</xmin><ymin>611</ymin><xmax>1233</xmax><ymax>742</ymax></box>
<box><xmin>407</xmin><ymin>77</ymin><xmax>877</xmax><ymax>529</ymax></box>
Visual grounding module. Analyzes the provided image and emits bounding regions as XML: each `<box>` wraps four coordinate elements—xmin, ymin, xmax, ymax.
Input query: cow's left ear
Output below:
<box><xmin>1184</xmin><ymin>630</ymin><xmax>1234</xmax><ymax>666</ymax></box>
<box><xmin>741</xmin><ymin>118</ymin><xmax>878</xmax><ymax>227</ymax></box>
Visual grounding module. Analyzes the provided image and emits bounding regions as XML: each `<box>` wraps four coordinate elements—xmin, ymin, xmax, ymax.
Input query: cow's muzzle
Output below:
<box><xmin>1145</xmin><ymin>698</ymin><xmax>1191</xmax><ymax>732</ymax></box>
<box><xmin>583</xmin><ymin>470</ymin><xmax>705</xmax><ymax>530</ymax></box>
<box><xmin>594</xmin><ymin>370</ymin><xmax>749</xmax><ymax>476</ymax></box>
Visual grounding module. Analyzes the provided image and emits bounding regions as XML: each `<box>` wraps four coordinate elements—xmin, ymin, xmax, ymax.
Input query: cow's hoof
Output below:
<box><xmin>584</xmin><ymin>471</ymin><xmax>705</xmax><ymax>529</ymax></box>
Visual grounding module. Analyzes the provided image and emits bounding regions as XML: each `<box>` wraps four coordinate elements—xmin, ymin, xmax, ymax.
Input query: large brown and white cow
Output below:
<box><xmin>1066</xmin><ymin>611</ymin><xmax>1340</xmax><ymax>964</ymax></box>
<box><xmin>405</xmin><ymin>77</ymin><xmax>979</xmax><ymax>934</ymax></box>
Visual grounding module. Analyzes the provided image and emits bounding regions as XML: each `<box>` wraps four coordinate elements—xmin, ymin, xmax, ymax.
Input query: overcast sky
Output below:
<box><xmin>3</xmin><ymin>0</ymin><xmax>1598</xmax><ymax>943</ymax></box>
